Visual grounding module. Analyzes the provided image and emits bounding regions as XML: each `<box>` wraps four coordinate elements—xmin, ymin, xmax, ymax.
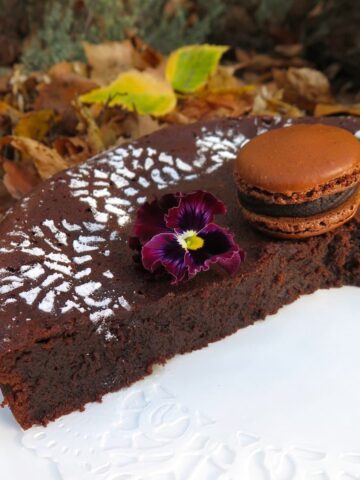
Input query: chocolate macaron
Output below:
<box><xmin>234</xmin><ymin>124</ymin><xmax>360</xmax><ymax>238</ymax></box>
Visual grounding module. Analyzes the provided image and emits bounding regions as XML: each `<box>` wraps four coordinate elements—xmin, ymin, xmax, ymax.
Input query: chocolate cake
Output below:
<box><xmin>0</xmin><ymin>116</ymin><xmax>359</xmax><ymax>429</ymax></box>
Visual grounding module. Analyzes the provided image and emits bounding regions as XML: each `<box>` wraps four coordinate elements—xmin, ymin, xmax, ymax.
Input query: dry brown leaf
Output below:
<box><xmin>167</xmin><ymin>66</ymin><xmax>255</xmax><ymax>124</ymax></box>
<box><xmin>34</xmin><ymin>73</ymin><xmax>98</xmax><ymax>109</ymax></box>
<box><xmin>9</xmin><ymin>71</ymin><xmax>50</xmax><ymax>113</ymax></box>
<box><xmin>88</xmin><ymin>106</ymin><xmax>125</xmax><ymax>147</ymax></box>
<box><xmin>83</xmin><ymin>41</ymin><xmax>136</xmax><ymax>85</ymax></box>
<box><xmin>2</xmin><ymin>159</ymin><xmax>39</xmax><ymax>199</ymax></box>
<box><xmin>166</xmin><ymin>89</ymin><xmax>253</xmax><ymax>124</ymax></box>
<box><xmin>235</xmin><ymin>48</ymin><xmax>252</xmax><ymax>65</ymax></box>
<box><xmin>206</xmin><ymin>66</ymin><xmax>256</xmax><ymax>95</ymax></box>
<box><xmin>100</xmin><ymin>112</ymin><xmax>161</xmax><ymax>146</ymax></box>
<box><xmin>244</xmin><ymin>53</ymin><xmax>285</xmax><ymax>71</ymax></box>
<box><xmin>235</xmin><ymin>48</ymin><xmax>308</xmax><ymax>74</ymax></box>
<box><xmin>135</xmin><ymin>114</ymin><xmax>162</xmax><ymax>138</ymax></box>
<box><xmin>0</xmin><ymin>72</ymin><xmax>10</xmax><ymax>93</ymax></box>
<box><xmin>99</xmin><ymin>114</ymin><xmax>130</xmax><ymax>148</ymax></box>
<box><xmin>48</xmin><ymin>61</ymin><xmax>88</xmax><ymax>78</ymax></box>
<box><xmin>252</xmin><ymin>86</ymin><xmax>303</xmax><ymax>117</ymax></box>
<box><xmin>34</xmin><ymin>73</ymin><xmax>98</xmax><ymax>133</ymax></box>
<box><xmin>7</xmin><ymin>68</ymin><xmax>49</xmax><ymax>113</ymax></box>
<box><xmin>274</xmin><ymin>44</ymin><xmax>304</xmax><ymax>58</ymax></box>
<box><xmin>53</xmin><ymin>136</ymin><xmax>91</xmax><ymax>165</ymax></box>
<box><xmin>0</xmin><ymin>136</ymin><xmax>68</xmax><ymax>179</ymax></box>
<box><xmin>74</xmin><ymin>102</ymin><xmax>104</xmax><ymax>154</ymax></box>
<box><xmin>170</xmin><ymin>97</ymin><xmax>214</xmax><ymax>123</ymax></box>
<box><xmin>235</xmin><ymin>51</ymin><xmax>283</xmax><ymax>72</ymax></box>
<box><xmin>0</xmin><ymin>101</ymin><xmax>22</xmax><ymax>123</ymax></box>
<box><xmin>8</xmin><ymin>65</ymin><xmax>28</xmax><ymax>111</ymax></box>
<box><xmin>83</xmin><ymin>38</ymin><xmax>163</xmax><ymax>86</ymax></box>
<box><xmin>205</xmin><ymin>92</ymin><xmax>253</xmax><ymax>114</ymax></box>
<box><xmin>14</xmin><ymin>110</ymin><xmax>59</xmax><ymax>140</ymax></box>
<box><xmin>274</xmin><ymin>67</ymin><xmax>332</xmax><ymax>111</ymax></box>
<box><xmin>314</xmin><ymin>103</ymin><xmax>360</xmax><ymax>117</ymax></box>
<box><xmin>0</xmin><ymin>114</ymin><xmax>12</xmax><ymax>138</ymax></box>
<box><xmin>129</xmin><ymin>35</ymin><xmax>163</xmax><ymax>69</ymax></box>
<box><xmin>286</xmin><ymin>67</ymin><xmax>332</xmax><ymax>102</ymax></box>
<box><xmin>163</xmin><ymin>109</ymin><xmax>193</xmax><ymax>125</ymax></box>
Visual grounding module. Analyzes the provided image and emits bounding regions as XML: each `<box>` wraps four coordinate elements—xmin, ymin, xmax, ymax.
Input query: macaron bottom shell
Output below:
<box><xmin>239</xmin><ymin>186</ymin><xmax>360</xmax><ymax>239</ymax></box>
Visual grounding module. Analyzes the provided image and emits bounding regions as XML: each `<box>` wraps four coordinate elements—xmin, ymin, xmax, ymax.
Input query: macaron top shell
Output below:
<box><xmin>235</xmin><ymin>124</ymin><xmax>360</xmax><ymax>195</ymax></box>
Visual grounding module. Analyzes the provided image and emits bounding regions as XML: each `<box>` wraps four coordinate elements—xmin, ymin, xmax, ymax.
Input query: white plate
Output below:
<box><xmin>1</xmin><ymin>286</ymin><xmax>360</xmax><ymax>480</ymax></box>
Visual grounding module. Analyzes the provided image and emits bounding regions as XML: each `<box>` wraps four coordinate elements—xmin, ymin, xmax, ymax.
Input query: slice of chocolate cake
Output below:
<box><xmin>0</xmin><ymin>116</ymin><xmax>359</xmax><ymax>429</ymax></box>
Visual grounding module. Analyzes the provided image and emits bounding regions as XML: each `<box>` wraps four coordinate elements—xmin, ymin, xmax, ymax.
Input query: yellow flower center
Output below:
<box><xmin>178</xmin><ymin>230</ymin><xmax>204</xmax><ymax>251</ymax></box>
<box><xmin>185</xmin><ymin>234</ymin><xmax>204</xmax><ymax>250</ymax></box>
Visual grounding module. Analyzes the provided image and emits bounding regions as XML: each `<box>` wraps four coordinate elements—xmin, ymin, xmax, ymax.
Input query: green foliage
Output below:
<box><xmin>255</xmin><ymin>0</ymin><xmax>295</xmax><ymax>23</ymax></box>
<box><xmin>22</xmin><ymin>1</ymin><xmax>84</xmax><ymax>71</ymax></box>
<box><xmin>21</xmin><ymin>0</ymin><xmax>225</xmax><ymax>71</ymax></box>
<box><xmin>79</xmin><ymin>0</ymin><xmax>137</xmax><ymax>43</ymax></box>
<box><xmin>138</xmin><ymin>0</ymin><xmax>225</xmax><ymax>54</ymax></box>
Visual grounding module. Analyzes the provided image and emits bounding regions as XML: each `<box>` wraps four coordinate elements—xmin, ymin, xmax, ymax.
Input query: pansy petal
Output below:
<box><xmin>166</xmin><ymin>190</ymin><xmax>226</xmax><ymax>232</ymax></box>
<box><xmin>185</xmin><ymin>223</ymin><xmax>244</xmax><ymax>278</ymax></box>
<box><xmin>216</xmin><ymin>250</ymin><xmax>244</xmax><ymax>276</ymax></box>
<box><xmin>142</xmin><ymin>233</ymin><xmax>187</xmax><ymax>284</ymax></box>
<box><xmin>133</xmin><ymin>193</ymin><xmax>178</xmax><ymax>243</ymax></box>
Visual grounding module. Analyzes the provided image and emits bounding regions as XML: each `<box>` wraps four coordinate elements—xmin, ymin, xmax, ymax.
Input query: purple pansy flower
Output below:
<box><xmin>131</xmin><ymin>190</ymin><xmax>245</xmax><ymax>285</ymax></box>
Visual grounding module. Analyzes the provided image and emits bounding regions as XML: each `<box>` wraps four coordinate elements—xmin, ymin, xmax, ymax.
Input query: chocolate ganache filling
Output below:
<box><xmin>238</xmin><ymin>186</ymin><xmax>358</xmax><ymax>218</ymax></box>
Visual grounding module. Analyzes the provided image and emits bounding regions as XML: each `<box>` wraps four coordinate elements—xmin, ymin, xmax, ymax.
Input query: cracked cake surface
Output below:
<box><xmin>0</xmin><ymin>115</ymin><xmax>359</xmax><ymax>429</ymax></box>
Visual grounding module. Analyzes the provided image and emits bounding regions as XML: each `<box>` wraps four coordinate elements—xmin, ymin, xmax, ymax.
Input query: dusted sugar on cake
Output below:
<box><xmin>0</xmin><ymin>116</ymin><xmax>359</xmax><ymax>429</ymax></box>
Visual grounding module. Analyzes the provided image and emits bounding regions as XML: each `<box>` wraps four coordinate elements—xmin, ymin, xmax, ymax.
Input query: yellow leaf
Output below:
<box><xmin>0</xmin><ymin>101</ymin><xmax>22</xmax><ymax>123</ymax></box>
<box><xmin>166</xmin><ymin>44</ymin><xmax>229</xmax><ymax>93</ymax></box>
<box><xmin>79</xmin><ymin>70</ymin><xmax>177</xmax><ymax>117</ymax></box>
<box><xmin>14</xmin><ymin>110</ymin><xmax>59</xmax><ymax>141</ymax></box>
<box><xmin>206</xmin><ymin>66</ymin><xmax>256</xmax><ymax>95</ymax></box>
<box><xmin>0</xmin><ymin>136</ymin><xmax>68</xmax><ymax>179</ymax></box>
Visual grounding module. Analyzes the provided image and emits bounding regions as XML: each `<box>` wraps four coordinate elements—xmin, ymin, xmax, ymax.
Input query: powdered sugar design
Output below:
<box><xmin>103</xmin><ymin>270</ymin><xmax>114</xmax><ymax>279</ymax></box>
<box><xmin>0</xmin><ymin>124</ymin><xmax>251</xmax><ymax>340</ymax></box>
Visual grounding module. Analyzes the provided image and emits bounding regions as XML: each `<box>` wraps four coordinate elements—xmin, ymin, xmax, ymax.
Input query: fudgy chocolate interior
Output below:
<box><xmin>238</xmin><ymin>186</ymin><xmax>358</xmax><ymax>218</ymax></box>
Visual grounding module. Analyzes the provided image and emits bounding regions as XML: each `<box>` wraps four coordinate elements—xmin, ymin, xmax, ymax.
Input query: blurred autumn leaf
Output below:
<box><xmin>273</xmin><ymin>67</ymin><xmax>332</xmax><ymax>112</ymax></box>
<box><xmin>314</xmin><ymin>103</ymin><xmax>360</xmax><ymax>117</ymax></box>
<box><xmin>0</xmin><ymin>136</ymin><xmax>68</xmax><ymax>179</ymax></box>
<box><xmin>83</xmin><ymin>41</ymin><xmax>137</xmax><ymax>85</ymax></box>
<box><xmin>83</xmin><ymin>38</ymin><xmax>163</xmax><ymax>85</ymax></box>
<box><xmin>0</xmin><ymin>101</ymin><xmax>21</xmax><ymax>123</ymax></box>
<box><xmin>2</xmin><ymin>160</ymin><xmax>39</xmax><ymax>199</ymax></box>
<box><xmin>14</xmin><ymin>110</ymin><xmax>59</xmax><ymax>140</ymax></box>
<box><xmin>166</xmin><ymin>44</ymin><xmax>229</xmax><ymax>93</ymax></box>
<box><xmin>80</xmin><ymin>70</ymin><xmax>177</xmax><ymax>116</ymax></box>
<box><xmin>53</xmin><ymin>136</ymin><xmax>92</xmax><ymax>166</ymax></box>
